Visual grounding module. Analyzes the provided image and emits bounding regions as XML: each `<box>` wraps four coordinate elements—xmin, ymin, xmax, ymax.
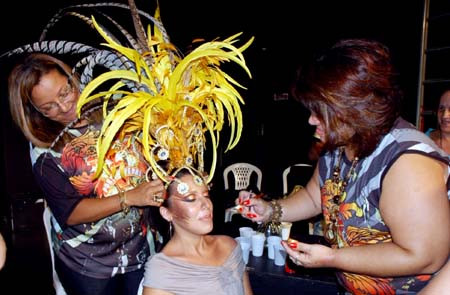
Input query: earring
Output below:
<box><xmin>169</xmin><ymin>221</ymin><xmax>173</xmax><ymax>238</ymax></box>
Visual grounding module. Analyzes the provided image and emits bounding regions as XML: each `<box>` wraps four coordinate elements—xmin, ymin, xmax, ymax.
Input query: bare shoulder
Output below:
<box><xmin>206</xmin><ymin>235</ymin><xmax>239</xmax><ymax>265</ymax></box>
<box><xmin>387</xmin><ymin>152</ymin><xmax>446</xmax><ymax>175</ymax></box>
<box><xmin>208</xmin><ymin>235</ymin><xmax>237</xmax><ymax>254</ymax></box>
<box><xmin>211</xmin><ymin>235</ymin><xmax>237</xmax><ymax>249</ymax></box>
<box><xmin>381</xmin><ymin>153</ymin><xmax>447</xmax><ymax>204</ymax></box>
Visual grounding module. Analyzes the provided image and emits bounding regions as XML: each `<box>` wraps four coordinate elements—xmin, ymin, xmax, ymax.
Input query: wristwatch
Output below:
<box><xmin>119</xmin><ymin>190</ymin><xmax>130</xmax><ymax>215</ymax></box>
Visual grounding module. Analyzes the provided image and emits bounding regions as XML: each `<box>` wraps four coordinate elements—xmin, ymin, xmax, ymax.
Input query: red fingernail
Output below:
<box><xmin>242</xmin><ymin>199</ymin><xmax>250</xmax><ymax>206</ymax></box>
<box><xmin>238</xmin><ymin>207</ymin><xmax>243</xmax><ymax>213</ymax></box>
<box><xmin>246</xmin><ymin>213</ymin><xmax>257</xmax><ymax>218</ymax></box>
<box><xmin>288</xmin><ymin>242</ymin><xmax>297</xmax><ymax>249</ymax></box>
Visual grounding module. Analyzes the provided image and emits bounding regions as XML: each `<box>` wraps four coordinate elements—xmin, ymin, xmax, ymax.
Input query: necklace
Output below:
<box><xmin>323</xmin><ymin>147</ymin><xmax>359</xmax><ymax>245</ymax></box>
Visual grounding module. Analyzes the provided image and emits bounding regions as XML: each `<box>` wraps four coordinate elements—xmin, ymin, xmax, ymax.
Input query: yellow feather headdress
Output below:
<box><xmin>76</xmin><ymin>11</ymin><xmax>253</xmax><ymax>184</ymax></box>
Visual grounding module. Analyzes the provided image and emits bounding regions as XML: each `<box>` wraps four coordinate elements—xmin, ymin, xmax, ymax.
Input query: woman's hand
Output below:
<box><xmin>127</xmin><ymin>179</ymin><xmax>166</xmax><ymax>207</ymax></box>
<box><xmin>235</xmin><ymin>190</ymin><xmax>271</xmax><ymax>223</ymax></box>
<box><xmin>282</xmin><ymin>238</ymin><xmax>335</xmax><ymax>268</ymax></box>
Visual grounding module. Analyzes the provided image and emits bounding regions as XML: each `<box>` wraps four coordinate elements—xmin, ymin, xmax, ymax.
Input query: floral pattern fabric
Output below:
<box><xmin>33</xmin><ymin>126</ymin><xmax>153</xmax><ymax>279</ymax></box>
<box><xmin>318</xmin><ymin>118</ymin><xmax>449</xmax><ymax>294</ymax></box>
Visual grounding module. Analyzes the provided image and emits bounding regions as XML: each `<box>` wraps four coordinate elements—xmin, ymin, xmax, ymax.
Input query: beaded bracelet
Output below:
<box><xmin>118</xmin><ymin>190</ymin><xmax>130</xmax><ymax>215</ymax></box>
<box><xmin>269</xmin><ymin>199</ymin><xmax>283</xmax><ymax>224</ymax></box>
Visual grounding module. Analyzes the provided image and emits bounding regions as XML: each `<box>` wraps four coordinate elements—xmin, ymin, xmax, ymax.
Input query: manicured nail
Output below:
<box><xmin>288</xmin><ymin>242</ymin><xmax>297</xmax><ymax>249</ymax></box>
<box><xmin>246</xmin><ymin>213</ymin><xmax>257</xmax><ymax>218</ymax></box>
<box><xmin>241</xmin><ymin>199</ymin><xmax>250</xmax><ymax>206</ymax></box>
<box><xmin>238</xmin><ymin>207</ymin><xmax>243</xmax><ymax>213</ymax></box>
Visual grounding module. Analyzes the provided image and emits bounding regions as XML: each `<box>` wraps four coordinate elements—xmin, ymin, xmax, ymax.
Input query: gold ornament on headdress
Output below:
<box><xmin>76</xmin><ymin>11</ymin><xmax>253</xmax><ymax>184</ymax></box>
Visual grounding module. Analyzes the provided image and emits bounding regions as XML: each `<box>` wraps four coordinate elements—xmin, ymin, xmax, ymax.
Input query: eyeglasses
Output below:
<box><xmin>31</xmin><ymin>79</ymin><xmax>74</xmax><ymax>117</ymax></box>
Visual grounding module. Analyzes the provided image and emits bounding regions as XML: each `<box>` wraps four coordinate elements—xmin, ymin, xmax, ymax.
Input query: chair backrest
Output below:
<box><xmin>223</xmin><ymin>162</ymin><xmax>262</xmax><ymax>191</ymax></box>
<box><xmin>43</xmin><ymin>205</ymin><xmax>68</xmax><ymax>295</ymax></box>
<box><xmin>282</xmin><ymin>163</ymin><xmax>313</xmax><ymax>195</ymax></box>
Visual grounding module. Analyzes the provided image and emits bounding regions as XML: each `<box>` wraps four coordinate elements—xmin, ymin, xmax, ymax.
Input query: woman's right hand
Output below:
<box><xmin>126</xmin><ymin>179</ymin><xmax>166</xmax><ymax>207</ymax></box>
<box><xmin>235</xmin><ymin>190</ymin><xmax>272</xmax><ymax>223</ymax></box>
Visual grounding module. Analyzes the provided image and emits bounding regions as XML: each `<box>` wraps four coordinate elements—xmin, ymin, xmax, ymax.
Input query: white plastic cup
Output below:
<box><xmin>239</xmin><ymin>241</ymin><xmax>251</xmax><ymax>264</ymax></box>
<box><xmin>274</xmin><ymin>243</ymin><xmax>287</xmax><ymax>266</ymax></box>
<box><xmin>267</xmin><ymin>236</ymin><xmax>282</xmax><ymax>260</ymax></box>
<box><xmin>280</xmin><ymin>222</ymin><xmax>292</xmax><ymax>240</ymax></box>
<box><xmin>239</xmin><ymin>227</ymin><xmax>255</xmax><ymax>238</ymax></box>
<box><xmin>235</xmin><ymin>236</ymin><xmax>251</xmax><ymax>245</ymax></box>
<box><xmin>235</xmin><ymin>236</ymin><xmax>251</xmax><ymax>250</ymax></box>
<box><xmin>251</xmin><ymin>233</ymin><xmax>266</xmax><ymax>257</ymax></box>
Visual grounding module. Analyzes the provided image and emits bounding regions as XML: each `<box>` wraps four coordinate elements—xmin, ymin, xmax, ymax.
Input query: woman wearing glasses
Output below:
<box><xmin>8</xmin><ymin>53</ymin><xmax>165</xmax><ymax>295</ymax></box>
<box><xmin>236</xmin><ymin>39</ymin><xmax>450</xmax><ymax>294</ymax></box>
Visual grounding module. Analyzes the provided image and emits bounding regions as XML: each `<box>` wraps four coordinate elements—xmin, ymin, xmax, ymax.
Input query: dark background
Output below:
<box><xmin>0</xmin><ymin>0</ymin><xmax>425</xmax><ymax>217</ymax></box>
<box><xmin>0</xmin><ymin>0</ymin><xmax>438</xmax><ymax>292</ymax></box>
<box><xmin>0</xmin><ymin>0</ymin><xmax>430</xmax><ymax>277</ymax></box>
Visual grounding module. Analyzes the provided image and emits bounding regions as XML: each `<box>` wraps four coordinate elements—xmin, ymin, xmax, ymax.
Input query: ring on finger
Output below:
<box><xmin>153</xmin><ymin>193</ymin><xmax>164</xmax><ymax>203</ymax></box>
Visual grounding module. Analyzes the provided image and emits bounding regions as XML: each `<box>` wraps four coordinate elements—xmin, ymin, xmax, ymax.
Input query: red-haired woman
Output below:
<box><xmin>236</xmin><ymin>39</ymin><xmax>450</xmax><ymax>294</ymax></box>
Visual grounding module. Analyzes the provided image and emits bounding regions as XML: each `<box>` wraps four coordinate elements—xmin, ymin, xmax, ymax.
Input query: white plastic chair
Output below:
<box><xmin>282</xmin><ymin>163</ymin><xmax>313</xmax><ymax>195</ymax></box>
<box><xmin>223</xmin><ymin>162</ymin><xmax>262</xmax><ymax>191</ymax></box>
<box><xmin>137</xmin><ymin>278</ymin><xmax>144</xmax><ymax>295</ymax></box>
<box><xmin>44</xmin><ymin>205</ymin><xmax>146</xmax><ymax>295</ymax></box>
<box><xmin>43</xmin><ymin>205</ymin><xmax>68</xmax><ymax>295</ymax></box>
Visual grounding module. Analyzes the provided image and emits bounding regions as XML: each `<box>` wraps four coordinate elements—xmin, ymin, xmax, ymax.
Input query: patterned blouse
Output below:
<box><xmin>318</xmin><ymin>117</ymin><xmax>449</xmax><ymax>294</ymax></box>
<box><xmin>33</xmin><ymin>126</ymin><xmax>158</xmax><ymax>279</ymax></box>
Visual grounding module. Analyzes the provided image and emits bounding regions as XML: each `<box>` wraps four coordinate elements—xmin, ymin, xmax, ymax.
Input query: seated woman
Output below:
<box><xmin>143</xmin><ymin>168</ymin><xmax>253</xmax><ymax>295</ymax></box>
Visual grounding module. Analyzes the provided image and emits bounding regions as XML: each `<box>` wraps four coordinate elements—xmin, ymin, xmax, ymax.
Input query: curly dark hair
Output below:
<box><xmin>292</xmin><ymin>39</ymin><xmax>402</xmax><ymax>157</ymax></box>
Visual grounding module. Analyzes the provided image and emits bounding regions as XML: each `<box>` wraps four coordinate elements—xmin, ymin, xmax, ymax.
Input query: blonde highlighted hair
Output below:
<box><xmin>8</xmin><ymin>53</ymin><xmax>80</xmax><ymax>148</ymax></box>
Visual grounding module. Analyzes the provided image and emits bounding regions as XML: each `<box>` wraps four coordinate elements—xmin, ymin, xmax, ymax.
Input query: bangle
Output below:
<box><xmin>269</xmin><ymin>199</ymin><xmax>282</xmax><ymax>224</ymax></box>
<box><xmin>118</xmin><ymin>190</ymin><xmax>130</xmax><ymax>215</ymax></box>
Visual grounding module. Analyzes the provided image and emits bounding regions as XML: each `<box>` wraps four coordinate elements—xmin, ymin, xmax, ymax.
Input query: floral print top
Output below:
<box><xmin>318</xmin><ymin>117</ymin><xmax>449</xmax><ymax>294</ymax></box>
<box><xmin>33</xmin><ymin>126</ymin><xmax>156</xmax><ymax>279</ymax></box>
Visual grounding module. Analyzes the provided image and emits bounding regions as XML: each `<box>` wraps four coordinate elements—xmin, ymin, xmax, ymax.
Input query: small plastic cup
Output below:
<box><xmin>274</xmin><ymin>243</ymin><xmax>287</xmax><ymax>266</ymax></box>
<box><xmin>251</xmin><ymin>233</ymin><xmax>266</xmax><ymax>257</ymax></box>
<box><xmin>267</xmin><ymin>236</ymin><xmax>282</xmax><ymax>260</ymax></box>
<box><xmin>239</xmin><ymin>241</ymin><xmax>251</xmax><ymax>264</ymax></box>
<box><xmin>280</xmin><ymin>222</ymin><xmax>292</xmax><ymax>240</ymax></box>
<box><xmin>239</xmin><ymin>227</ymin><xmax>255</xmax><ymax>238</ymax></box>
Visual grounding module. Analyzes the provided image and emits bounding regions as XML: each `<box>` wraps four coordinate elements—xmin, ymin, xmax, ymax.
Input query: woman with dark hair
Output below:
<box><xmin>428</xmin><ymin>90</ymin><xmax>450</xmax><ymax>154</ymax></box>
<box><xmin>236</xmin><ymin>39</ymin><xmax>450</xmax><ymax>293</ymax></box>
<box><xmin>142</xmin><ymin>168</ymin><xmax>253</xmax><ymax>295</ymax></box>
<box><xmin>7</xmin><ymin>53</ymin><xmax>166</xmax><ymax>295</ymax></box>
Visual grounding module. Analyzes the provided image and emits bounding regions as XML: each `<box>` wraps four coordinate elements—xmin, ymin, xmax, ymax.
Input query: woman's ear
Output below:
<box><xmin>159</xmin><ymin>206</ymin><xmax>172</xmax><ymax>222</ymax></box>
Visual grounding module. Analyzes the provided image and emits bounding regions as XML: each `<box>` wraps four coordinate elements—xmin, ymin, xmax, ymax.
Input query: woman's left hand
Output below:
<box><xmin>281</xmin><ymin>239</ymin><xmax>335</xmax><ymax>268</ymax></box>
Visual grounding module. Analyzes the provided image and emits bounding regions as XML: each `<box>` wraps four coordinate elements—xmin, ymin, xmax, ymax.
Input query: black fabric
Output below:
<box><xmin>33</xmin><ymin>153</ymin><xmax>85</xmax><ymax>228</ymax></box>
